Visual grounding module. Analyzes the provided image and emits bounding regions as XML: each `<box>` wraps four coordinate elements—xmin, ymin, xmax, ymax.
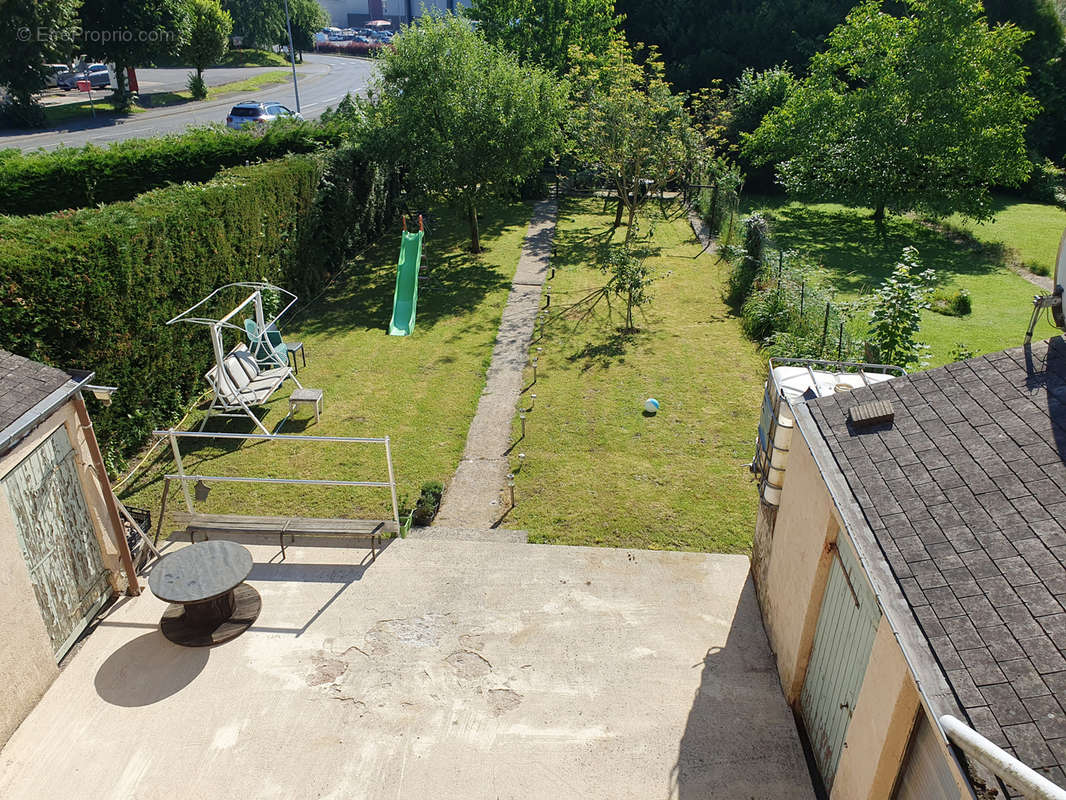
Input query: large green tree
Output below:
<box><xmin>364</xmin><ymin>14</ymin><xmax>564</xmax><ymax>251</ymax></box>
<box><xmin>280</xmin><ymin>0</ymin><xmax>329</xmax><ymax>61</ymax></box>
<box><xmin>182</xmin><ymin>0</ymin><xmax>232</xmax><ymax>93</ymax></box>
<box><xmin>566</xmin><ymin>40</ymin><xmax>709</xmax><ymax>238</ymax></box>
<box><xmin>223</xmin><ymin>0</ymin><xmax>283</xmax><ymax>48</ymax></box>
<box><xmin>745</xmin><ymin>0</ymin><xmax>1038</xmax><ymax>222</ymax></box>
<box><xmin>465</xmin><ymin>0</ymin><xmax>621</xmax><ymax>74</ymax></box>
<box><xmin>364</xmin><ymin>13</ymin><xmax>565</xmax><ymax>253</ymax></box>
<box><xmin>984</xmin><ymin>0</ymin><xmax>1066</xmax><ymax>161</ymax></box>
<box><xmin>0</xmin><ymin>0</ymin><xmax>81</xmax><ymax>127</ymax></box>
<box><xmin>616</xmin><ymin>0</ymin><xmax>856</xmax><ymax>90</ymax></box>
<box><xmin>81</xmin><ymin>0</ymin><xmax>190</xmax><ymax>105</ymax></box>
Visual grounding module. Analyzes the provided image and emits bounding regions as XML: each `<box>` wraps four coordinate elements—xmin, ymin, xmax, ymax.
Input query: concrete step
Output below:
<box><xmin>408</xmin><ymin>526</ymin><xmax>528</xmax><ymax>544</ymax></box>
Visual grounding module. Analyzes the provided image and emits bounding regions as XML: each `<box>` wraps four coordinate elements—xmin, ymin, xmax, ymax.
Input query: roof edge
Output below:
<box><xmin>0</xmin><ymin>371</ymin><xmax>94</xmax><ymax>458</ymax></box>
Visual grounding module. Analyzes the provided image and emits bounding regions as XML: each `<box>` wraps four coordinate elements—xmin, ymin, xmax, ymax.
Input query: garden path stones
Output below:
<box><xmin>433</xmin><ymin>198</ymin><xmax>557</xmax><ymax>531</ymax></box>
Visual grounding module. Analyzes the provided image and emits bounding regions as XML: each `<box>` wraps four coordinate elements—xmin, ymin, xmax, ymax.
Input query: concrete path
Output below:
<box><xmin>434</xmin><ymin>199</ymin><xmax>557</xmax><ymax>530</ymax></box>
<box><xmin>0</xmin><ymin>539</ymin><xmax>815</xmax><ymax>799</ymax></box>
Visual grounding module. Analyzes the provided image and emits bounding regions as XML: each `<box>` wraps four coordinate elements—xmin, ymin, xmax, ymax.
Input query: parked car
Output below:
<box><xmin>226</xmin><ymin>101</ymin><xmax>303</xmax><ymax>130</ymax></box>
<box><xmin>58</xmin><ymin>64</ymin><xmax>110</xmax><ymax>91</ymax></box>
<box><xmin>43</xmin><ymin>64</ymin><xmax>70</xmax><ymax>89</ymax></box>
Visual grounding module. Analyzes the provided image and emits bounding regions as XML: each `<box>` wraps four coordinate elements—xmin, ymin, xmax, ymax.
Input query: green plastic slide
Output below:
<box><xmin>388</xmin><ymin>229</ymin><xmax>424</xmax><ymax>336</ymax></box>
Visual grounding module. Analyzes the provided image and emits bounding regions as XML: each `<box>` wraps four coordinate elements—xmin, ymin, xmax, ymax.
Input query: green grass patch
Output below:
<box><xmin>142</xmin><ymin>70</ymin><xmax>298</xmax><ymax>108</ymax></box>
<box><xmin>505</xmin><ymin>198</ymin><xmax>763</xmax><ymax>552</ymax></box>
<box><xmin>42</xmin><ymin>71</ymin><xmax>298</xmax><ymax>125</ymax></box>
<box><xmin>118</xmin><ymin>200</ymin><xmax>533</xmax><ymax>531</ymax></box>
<box><xmin>941</xmin><ymin>199</ymin><xmax>1066</xmax><ymax>277</ymax></box>
<box><xmin>741</xmin><ymin>196</ymin><xmax>1058</xmax><ymax>367</ymax></box>
<box><xmin>216</xmin><ymin>50</ymin><xmax>291</xmax><ymax>68</ymax></box>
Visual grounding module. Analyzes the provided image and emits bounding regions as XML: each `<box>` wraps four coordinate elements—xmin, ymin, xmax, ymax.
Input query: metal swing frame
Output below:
<box><xmin>167</xmin><ymin>283</ymin><xmax>303</xmax><ymax>434</ymax></box>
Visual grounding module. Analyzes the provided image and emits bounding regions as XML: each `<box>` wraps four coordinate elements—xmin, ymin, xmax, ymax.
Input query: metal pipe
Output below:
<box><xmin>169</xmin><ymin>430</ymin><xmax>194</xmax><ymax>513</ymax></box>
<box><xmin>282</xmin><ymin>0</ymin><xmax>301</xmax><ymax>112</ymax></box>
<box><xmin>164</xmin><ymin>474</ymin><xmax>392</xmax><ymax>488</ymax></box>
<box><xmin>154</xmin><ymin>430</ymin><xmax>389</xmax><ymax>444</ymax></box>
<box><xmin>940</xmin><ymin>715</ymin><xmax>1066</xmax><ymax>800</ymax></box>
<box><xmin>384</xmin><ymin>436</ymin><xmax>401</xmax><ymax>536</ymax></box>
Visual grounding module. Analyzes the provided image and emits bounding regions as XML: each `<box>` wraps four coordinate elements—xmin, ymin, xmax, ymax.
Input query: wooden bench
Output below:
<box><xmin>171</xmin><ymin>513</ymin><xmax>393</xmax><ymax>560</ymax></box>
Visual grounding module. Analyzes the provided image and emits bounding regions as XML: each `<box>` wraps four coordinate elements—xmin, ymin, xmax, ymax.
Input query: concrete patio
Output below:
<box><xmin>0</xmin><ymin>537</ymin><xmax>814</xmax><ymax>799</ymax></box>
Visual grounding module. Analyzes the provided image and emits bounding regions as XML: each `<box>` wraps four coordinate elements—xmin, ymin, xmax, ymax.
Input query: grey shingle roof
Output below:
<box><xmin>0</xmin><ymin>349</ymin><xmax>78</xmax><ymax>437</ymax></box>
<box><xmin>805</xmin><ymin>338</ymin><xmax>1066</xmax><ymax>790</ymax></box>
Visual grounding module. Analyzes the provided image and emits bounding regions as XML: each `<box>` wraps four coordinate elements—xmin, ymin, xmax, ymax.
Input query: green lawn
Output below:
<box><xmin>742</xmin><ymin>196</ymin><xmax>1058</xmax><ymax>367</ymax></box>
<box><xmin>119</xmin><ymin>200</ymin><xmax>532</xmax><ymax>530</ymax></box>
<box><xmin>942</xmin><ymin>198</ymin><xmax>1066</xmax><ymax>277</ymax></box>
<box><xmin>43</xmin><ymin>71</ymin><xmax>298</xmax><ymax>125</ymax></box>
<box><xmin>506</xmin><ymin>198</ymin><xmax>764</xmax><ymax>552</ymax></box>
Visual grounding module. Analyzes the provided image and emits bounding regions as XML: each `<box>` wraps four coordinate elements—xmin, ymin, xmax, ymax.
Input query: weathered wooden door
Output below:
<box><xmin>3</xmin><ymin>425</ymin><xmax>110</xmax><ymax>659</ymax></box>
<box><xmin>799</xmin><ymin>533</ymin><xmax>881</xmax><ymax>791</ymax></box>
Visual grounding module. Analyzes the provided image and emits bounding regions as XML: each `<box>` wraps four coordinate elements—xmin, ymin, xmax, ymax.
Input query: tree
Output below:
<box><xmin>744</xmin><ymin>0</ymin><xmax>1038</xmax><ymax>222</ymax></box>
<box><xmin>363</xmin><ymin>13</ymin><xmax>566</xmax><ymax>253</ymax></box>
<box><xmin>983</xmin><ymin>0</ymin><xmax>1066</xmax><ymax>161</ymax></box>
<box><xmin>223</xmin><ymin>0</ymin><xmax>283</xmax><ymax>49</ymax></box>
<box><xmin>81</xmin><ymin>0</ymin><xmax>190</xmax><ymax>106</ymax></box>
<box><xmin>182</xmin><ymin>0</ymin><xmax>232</xmax><ymax>98</ymax></box>
<box><xmin>566</xmin><ymin>40</ymin><xmax>708</xmax><ymax>240</ymax></box>
<box><xmin>283</xmin><ymin>0</ymin><xmax>329</xmax><ymax>61</ymax></box>
<box><xmin>465</xmin><ymin>0</ymin><xmax>621</xmax><ymax>74</ymax></box>
<box><xmin>616</xmin><ymin>0</ymin><xmax>856</xmax><ymax>90</ymax></box>
<box><xmin>0</xmin><ymin>0</ymin><xmax>81</xmax><ymax>127</ymax></box>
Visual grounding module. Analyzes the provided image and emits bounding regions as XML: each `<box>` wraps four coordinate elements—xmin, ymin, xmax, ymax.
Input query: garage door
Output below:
<box><xmin>3</xmin><ymin>425</ymin><xmax>110</xmax><ymax>659</ymax></box>
<box><xmin>893</xmin><ymin>712</ymin><xmax>961</xmax><ymax>800</ymax></box>
<box><xmin>800</xmin><ymin>533</ymin><xmax>881</xmax><ymax>790</ymax></box>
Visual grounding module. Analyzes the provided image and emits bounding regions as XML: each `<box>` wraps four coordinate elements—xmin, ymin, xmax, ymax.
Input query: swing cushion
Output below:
<box><xmin>244</xmin><ymin>319</ymin><xmax>288</xmax><ymax>367</ymax></box>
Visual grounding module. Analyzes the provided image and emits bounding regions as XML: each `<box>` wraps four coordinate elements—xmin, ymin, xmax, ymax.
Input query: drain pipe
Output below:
<box><xmin>941</xmin><ymin>715</ymin><xmax>1066</xmax><ymax>800</ymax></box>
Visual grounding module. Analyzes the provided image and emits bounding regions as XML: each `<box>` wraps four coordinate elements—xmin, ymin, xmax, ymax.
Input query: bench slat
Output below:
<box><xmin>172</xmin><ymin>513</ymin><xmax>396</xmax><ymax>536</ymax></box>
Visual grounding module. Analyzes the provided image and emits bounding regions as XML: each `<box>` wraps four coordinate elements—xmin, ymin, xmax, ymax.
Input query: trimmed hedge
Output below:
<box><xmin>0</xmin><ymin>146</ymin><xmax>398</xmax><ymax>457</ymax></box>
<box><xmin>0</xmin><ymin>122</ymin><xmax>347</xmax><ymax>215</ymax></box>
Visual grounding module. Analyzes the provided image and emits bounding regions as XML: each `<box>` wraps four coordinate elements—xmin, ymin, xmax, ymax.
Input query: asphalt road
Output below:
<box><xmin>0</xmin><ymin>54</ymin><xmax>375</xmax><ymax>152</ymax></box>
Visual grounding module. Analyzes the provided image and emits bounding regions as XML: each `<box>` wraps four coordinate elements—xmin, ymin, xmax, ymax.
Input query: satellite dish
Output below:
<box><xmin>1053</xmin><ymin>228</ymin><xmax>1066</xmax><ymax>331</ymax></box>
<box><xmin>1026</xmin><ymin>227</ymin><xmax>1066</xmax><ymax>344</ymax></box>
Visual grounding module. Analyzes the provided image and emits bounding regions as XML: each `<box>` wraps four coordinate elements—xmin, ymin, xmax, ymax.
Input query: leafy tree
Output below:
<box><xmin>867</xmin><ymin>247</ymin><xmax>935</xmax><ymax>368</ymax></box>
<box><xmin>983</xmin><ymin>0</ymin><xmax>1066</xmax><ymax>162</ymax></box>
<box><xmin>81</xmin><ymin>0</ymin><xmax>190</xmax><ymax>106</ymax></box>
<box><xmin>616</xmin><ymin>0</ymin><xmax>856</xmax><ymax>90</ymax></box>
<box><xmin>279</xmin><ymin>0</ymin><xmax>329</xmax><ymax>62</ymax></box>
<box><xmin>182</xmin><ymin>0</ymin><xmax>232</xmax><ymax>98</ymax></box>
<box><xmin>0</xmin><ymin>0</ymin><xmax>81</xmax><ymax>127</ymax></box>
<box><xmin>566</xmin><ymin>40</ymin><xmax>708</xmax><ymax>240</ymax></box>
<box><xmin>465</xmin><ymin>0</ymin><xmax>621</xmax><ymax>74</ymax></box>
<box><xmin>728</xmin><ymin>65</ymin><xmax>796</xmax><ymax>192</ymax></box>
<box><xmin>363</xmin><ymin>13</ymin><xmax>566</xmax><ymax>253</ymax></box>
<box><xmin>223</xmin><ymin>0</ymin><xmax>283</xmax><ymax>48</ymax></box>
<box><xmin>744</xmin><ymin>0</ymin><xmax>1038</xmax><ymax>222</ymax></box>
<box><xmin>600</xmin><ymin>242</ymin><xmax>655</xmax><ymax>332</ymax></box>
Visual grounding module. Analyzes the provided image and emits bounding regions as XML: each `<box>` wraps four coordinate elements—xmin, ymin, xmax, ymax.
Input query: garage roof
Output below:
<box><xmin>0</xmin><ymin>349</ymin><xmax>89</xmax><ymax>456</ymax></box>
<box><xmin>804</xmin><ymin>338</ymin><xmax>1066</xmax><ymax>790</ymax></box>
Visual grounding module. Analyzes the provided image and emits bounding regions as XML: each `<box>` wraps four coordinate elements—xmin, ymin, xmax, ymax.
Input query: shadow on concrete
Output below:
<box><xmin>94</xmin><ymin>632</ymin><xmax>209</xmax><ymax>707</ymax></box>
<box><xmin>673</xmin><ymin>573</ymin><xmax>816</xmax><ymax>799</ymax></box>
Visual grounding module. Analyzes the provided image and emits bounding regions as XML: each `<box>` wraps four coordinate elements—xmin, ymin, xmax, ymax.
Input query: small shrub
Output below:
<box><xmin>600</xmin><ymin>243</ymin><xmax>656</xmax><ymax>332</ymax></box>
<box><xmin>412</xmin><ymin>480</ymin><xmax>445</xmax><ymax>526</ymax></box>
<box><xmin>949</xmin><ymin>343</ymin><xmax>976</xmax><ymax>362</ymax></box>
<box><xmin>867</xmin><ymin>247</ymin><xmax>936</xmax><ymax>369</ymax></box>
<box><xmin>929</xmin><ymin>287</ymin><xmax>971</xmax><ymax>317</ymax></box>
<box><xmin>726</xmin><ymin>213</ymin><xmax>768</xmax><ymax>306</ymax></box>
<box><xmin>187</xmin><ymin>72</ymin><xmax>209</xmax><ymax>100</ymax></box>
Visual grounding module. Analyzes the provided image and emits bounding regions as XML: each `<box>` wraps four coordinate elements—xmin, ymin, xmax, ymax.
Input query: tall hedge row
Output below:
<box><xmin>0</xmin><ymin>146</ymin><xmax>398</xmax><ymax>457</ymax></box>
<box><xmin>0</xmin><ymin>122</ymin><xmax>344</xmax><ymax>215</ymax></box>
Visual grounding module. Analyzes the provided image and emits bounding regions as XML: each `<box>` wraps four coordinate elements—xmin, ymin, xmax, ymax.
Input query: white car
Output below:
<box><xmin>226</xmin><ymin>101</ymin><xmax>303</xmax><ymax>130</ymax></box>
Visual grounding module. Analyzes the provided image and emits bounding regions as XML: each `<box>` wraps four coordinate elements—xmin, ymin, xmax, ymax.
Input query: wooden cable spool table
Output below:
<box><xmin>148</xmin><ymin>540</ymin><xmax>261</xmax><ymax>647</ymax></box>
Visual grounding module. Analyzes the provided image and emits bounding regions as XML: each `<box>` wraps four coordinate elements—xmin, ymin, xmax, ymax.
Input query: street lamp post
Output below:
<box><xmin>282</xmin><ymin>0</ymin><xmax>301</xmax><ymax>113</ymax></box>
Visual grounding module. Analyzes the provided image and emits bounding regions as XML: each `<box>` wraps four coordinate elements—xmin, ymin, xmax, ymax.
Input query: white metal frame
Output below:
<box><xmin>167</xmin><ymin>283</ymin><xmax>302</xmax><ymax>434</ymax></box>
<box><xmin>155</xmin><ymin>429</ymin><xmax>401</xmax><ymax>535</ymax></box>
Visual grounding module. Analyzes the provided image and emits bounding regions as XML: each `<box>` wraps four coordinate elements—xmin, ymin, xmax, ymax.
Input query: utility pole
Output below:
<box><xmin>282</xmin><ymin>0</ymin><xmax>301</xmax><ymax>113</ymax></box>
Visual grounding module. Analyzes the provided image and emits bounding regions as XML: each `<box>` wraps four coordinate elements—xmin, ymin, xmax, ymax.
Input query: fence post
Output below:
<box><xmin>820</xmin><ymin>302</ymin><xmax>830</xmax><ymax>357</ymax></box>
<box><xmin>384</xmin><ymin>436</ymin><xmax>400</xmax><ymax>536</ymax></box>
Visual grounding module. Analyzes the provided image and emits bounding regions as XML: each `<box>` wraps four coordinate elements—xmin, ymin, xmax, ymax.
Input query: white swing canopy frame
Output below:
<box><xmin>167</xmin><ymin>283</ymin><xmax>302</xmax><ymax>434</ymax></box>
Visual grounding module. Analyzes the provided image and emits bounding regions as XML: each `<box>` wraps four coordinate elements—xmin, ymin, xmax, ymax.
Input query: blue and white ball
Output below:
<box><xmin>644</xmin><ymin>398</ymin><xmax>660</xmax><ymax>414</ymax></box>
